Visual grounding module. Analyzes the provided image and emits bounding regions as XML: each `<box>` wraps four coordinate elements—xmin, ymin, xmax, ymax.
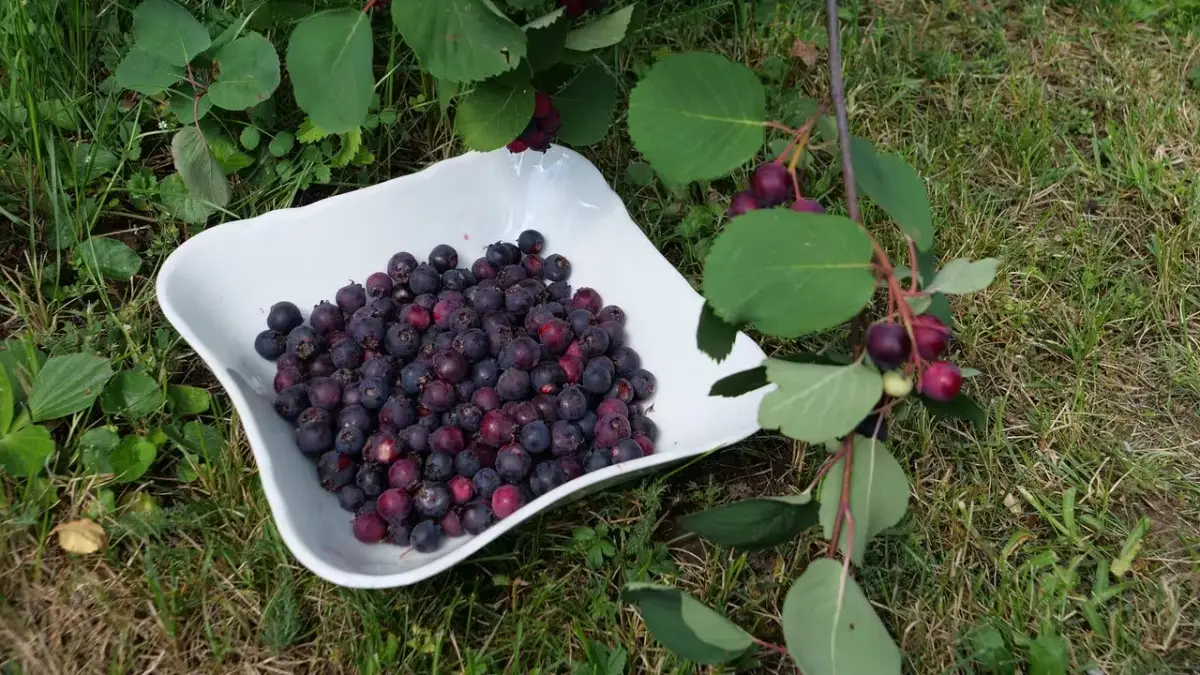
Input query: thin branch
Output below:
<box><xmin>804</xmin><ymin>439</ymin><xmax>852</xmax><ymax>494</ymax></box>
<box><xmin>826</xmin><ymin>434</ymin><xmax>856</xmax><ymax>558</ymax></box>
<box><xmin>825</xmin><ymin>0</ymin><xmax>859</xmax><ymax>224</ymax></box>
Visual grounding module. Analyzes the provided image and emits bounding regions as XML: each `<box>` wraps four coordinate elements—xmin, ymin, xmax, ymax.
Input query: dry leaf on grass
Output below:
<box><xmin>53</xmin><ymin>518</ymin><xmax>106</xmax><ymax>554</ymax></box>
<box><xmin>790</xmin><ymin>39</ymin><xmax>822</xmax><ymax>68</ymax></box>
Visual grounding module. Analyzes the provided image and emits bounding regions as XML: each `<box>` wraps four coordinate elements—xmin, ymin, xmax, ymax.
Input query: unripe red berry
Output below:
<box><xmin>728</xmin><ymin>190</ymin><xmax>759</xmax><ymax>217</ymax></box>
<box><xmin>919</xmin><ymin>361</ymin><xmax>961</xmax><ymax>401</ymax></box>
<box><xmin>912</xmin><ymin>315</ymin><xmax>951</xmax><ymax>359</ymax></box>
<box><xmin>750</xmin><ymin>162</ymin><xmax>792</xmax><ymax>206</ymax></box>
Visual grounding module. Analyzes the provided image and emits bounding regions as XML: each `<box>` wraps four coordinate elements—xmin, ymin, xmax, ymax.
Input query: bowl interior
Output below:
<box><xmin>157</xmin><ymin>147</ymin><xmax>767</xmax><ymax>587</ymax></box>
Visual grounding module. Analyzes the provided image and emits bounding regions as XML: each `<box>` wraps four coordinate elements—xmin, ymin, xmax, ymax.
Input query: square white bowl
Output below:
<box><xmin>157</xmin><ymin>146</ymin><xmax>768</xmax><ymax>588</ymax></box>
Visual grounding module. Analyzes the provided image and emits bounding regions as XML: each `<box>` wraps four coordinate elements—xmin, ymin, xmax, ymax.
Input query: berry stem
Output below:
<box><xmin>751</xmin><ymin>637</ymin><xmax>790</xmax><ymax>657</ymax></box>
<box><xmin>826</xmin><ymin>434</ymin><xmax>856</xmax><ymax>558</ymax></box>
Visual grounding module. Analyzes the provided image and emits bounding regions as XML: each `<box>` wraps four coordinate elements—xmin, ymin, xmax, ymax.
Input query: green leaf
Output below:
<box><xmin>240</xmin><ymin>126</ymin><xmax>261</xmax><ymax>150</ymax></box>
<box><xmin>208</xmin><ymin>32</ymin><xmax>281</xmax><ymax>110</ymax></box>
<box><xmin>455</xmin><ymin>74</ymin><xmax>534</xmax><ymax>151</ymax></box>
<box><xmin>297</xmin><ymin>117</ymin><xmax>332</xmax><ymax>144</ymax></box>
<box><xmin>628</xmin><ymin>52</ymin><xmax>765</xmax><ymax>184</ymax></box>
<box><xmin>177</xmin><ymin>421</ymin><xmax>222</xmax><ymax>460</ymax></box>
<box><xmin>925</xmin><ymin>258</ymin><xmax>1001</xmax><ymax>295</ymax></box>
<box><xmin>759</xmin><ymin>361</ymin><xmax>881</xmax><ymax>444</ymax></box>
<box><xmin>709</xmin><ymin>367</ymin><xmax>767</xmax><ymax>398</ymax></box>
<box><xmin>134</xmin><ymin>0</ymin><xmax>211</xmax><ymax>67</ymax></box>
<box><xmin>392</xmin><ymin>0</ymin><xmax>527</xmax><ymax>83</ymax></box>
<box><xmin>110</xmin><ymin>435</ymin><xmax>156</xmax><ymax>483</ymax></box>
<box><xmin>171</xmin><ymin>127</ymin><xmax>230</xmax><ymax>208</ymax></box>
<box><xmin>28</xmin><ymin>353</ymin><xmax>114</xmax><ymax>422</ymax></box>
<box><xmin>553</xmin><ymin>63</ymin><xmax>618</xmax><ymax>146</ymax></box>
<box><xmin>680</xmin><ymin>495</ymin><xmax>817</xmax><ymax>549</ymax></box>
<box><xmin>167</xmin><ymin>385</ymin><xmax>210</xmax><ymax>416</ymax></box>
<box><xmin>622</xmin><ymin>583</ymin><xmax>752</xmax><ymax>665</ymax></box>
<box><xmin>208</xmin><ymin>15</ymin><xmax>252</xmax><ymax>55</ymax></box>
<box><xmin>702</xmin><ymin>210</ymin><xmax>875</xmax><ymax>338</ymax></box>
<box><xmin>69</xmin><ymin>143</ymin><xmax>120</xmax><ymax>182</ymax></box>
<box><xmin>73</xmin><ymin>237</ymin><xmax>143</xmax><ymax>281</ymax></box>
<box><xmin>564</xmin><ymin>5</ymin><xmax>635</xmax><ymax>51</ymax></box>
<box><xmin>696</xmin><ymin>303</ymin><xmax>737</xmax><ymax>363</ymax></box>
<box><xmin>525</xmin><ymin>10</ymin><xmax>568</xmax><ymax>73</ymax></box>
<box><xmin>626</xmin><ymin>161</ymin><xmax>654</xmax><ymax>186</ymax></box>
<box><xmin>916</xmin><ymin>393</ymin><xmax>986</xmax><ymax>430</ymax></box>
<box><xmin>159</xmin><ymin>173</ymin><xmax>215</xmax><ymax>224</ymax></box>
<box><xmin>0</xmin><ymin>424</ymin><xmax>55</xmax><ymax>477</ymax></box>
<box><xmin>818</xmin><ymin>435</ymin><xmax>910</xmax><ymax>565</ymax></box>
<box><xmin>79</xmin><ymin>427</ymin><xmax>122</xmax><ymax>475</ymax></box>
<box><xmin>167</xmin><ymin>89</ymin><xmax>212</xmax><ymax>123</ymax></box>
<box><xmin>114</xmin><ymin>47</ymin><xmax>184</xmax><ymax>95</ymax></box>
<box><xmin>849</xmin><ymin>136</ymin><xmax>933</xmax><ymax>250</ymax></box>
<box><xmin>1028</xmin><ymin>631</ymin><xmax>1069</xmax><ymax>675</ymax></box>
<box><xmin>268</xmin><ymin>131</ymin><xmax>295</xmax><ymax>157</ymax></box>
<box><xmin>0</xmin><ymin>339</ymin><xmax>46</xmax><ymax>409</ymax></box>
<box><xmin>970</xmin><ymin>627</ymin><xmax>1015</xmax><ymax>675</ymax></box>
<box><xmin>330</xmin><ymin>129</ymin><xmax>362</xmax><ymax>168</ymax></box>
<box><xmin>38</xmin><ymin>99</ymin><xmax>79</xmax><ymax>130</ymax></box>
<box><xmin>0</xmin><ymin>363</ymin><xmax>13</xmax><ymax>436</ymax></box>
<box><xmin>286</xmin><ymin>10</ymin><xmax>373</xmax><ymax>133</ymax></box>
<box><xmin>100</xmin><ymin>370</ymin><xmax>165</xmax><ymax>419</ymax></box>
<box><xmin>208</xmin><ymin>135</ymin><xmax>255</xmax><ymax>173</ymax></box>
<box><xmin>782</xmin><ymin>558</ymin><xmax>902</xmax><ymax>675</ymax></box>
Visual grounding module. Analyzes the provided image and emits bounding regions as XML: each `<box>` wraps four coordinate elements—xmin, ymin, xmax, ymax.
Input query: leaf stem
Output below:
<box><xmin>363</xmin><ymin>0</ymin><xmax>380</xmax><ymax>13</ymax></box>
<box><xmin>826</xmin><ymin>434</ymin><xmax>856</xmax><ymax>558</ymax></box>
<box><xmin>804</xmin><ymin>439</ymin><xmax>851</xmax><ymax>494</ymax></box>
<box><xmin>185</xmin><ymin>65</ymin><xmax>204</xmax><ymax>138</ymax></box>
<box><xmin>751</xmin><ymin>636</ymin><xmax>790</xmax><ymax>656</ymax></box>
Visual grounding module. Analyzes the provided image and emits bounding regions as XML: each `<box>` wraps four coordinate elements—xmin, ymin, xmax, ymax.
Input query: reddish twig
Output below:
<box><xmin>363</xmin><ymin>0</ymin><xmax>380</xmax><ymax>13</ymax></box>
<box><xmin>826</xmin><ymin>435</ymin><xmax>856</xmax><ymax>558</ymax></box>
<box><xmin>752</xmin><ymin>637</ymin><xmax>790</xmax><ymax>656</ymax></box>
<box><xmin>824</xmin><ymin>0</ymin><xmax>859</xmax><ymax>223</ymax></box>
<box><xmin>185</xmin><ymin>65</ymin><xmax>204</xmax><ymax>137</ymax></box>
<box><xmin>804</xmin><ymin>439</ymin><xmax>852</xmax><ymax>494</ymax></box>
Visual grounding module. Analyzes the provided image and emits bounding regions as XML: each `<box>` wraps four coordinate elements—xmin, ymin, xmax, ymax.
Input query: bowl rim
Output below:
<box><xmin>156</xmin><ymin>146</ymin><xmax>766</xmax><ymax>588</ymax></box>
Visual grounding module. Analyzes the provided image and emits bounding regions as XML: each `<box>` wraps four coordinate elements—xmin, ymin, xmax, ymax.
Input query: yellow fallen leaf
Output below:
<box><xmin>53</xmin><ymin>518</ymin><xmax>106</xmax><ymax>554</ymax></box>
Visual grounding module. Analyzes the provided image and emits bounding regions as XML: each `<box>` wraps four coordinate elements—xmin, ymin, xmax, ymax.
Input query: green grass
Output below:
<box><xmin>3</xmin><ymin>0</ymin><xmax>1200</xmax><ymax>673</ymax></box>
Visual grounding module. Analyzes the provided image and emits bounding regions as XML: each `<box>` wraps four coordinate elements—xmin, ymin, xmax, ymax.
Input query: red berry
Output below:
<box><xmin>507</xmin><ymin>139</ymin><xmax>528</xmax><ymax>153</ymax></box>
<box><xmin>533</xmin><ymin>92</ymin><xmax>553</xmax><ymax>119</ymax></box>
<box><xmin>919</xmin><ymin>361</ymin><xmax>961</xmax><ymax>401</ymax></box>
<box><xmin>791</xmin><ymin>198</ymin><xmax>825</xmax><ymax>213</ymax></box>
<box><xmin>750</xmin><ymin>162</ymin><xmax>792</xmax><ymax>206</ymax></box>
<box><xmin>728</xmin><ymin>190</ymin><xmax>759</xmax><ymax>217</ymax></box>
<box><xmin>912</xmin><ymin>315</ymin><xmax>951</xmax><ymax>359</ymax></box>
<box><xmin>540</xmin><ymin>108</ymin><xmax>561</xmax><ymax>134</ymax></box>
<box><xmin>352</xmin><ymin>512</ymin><xmax>387</xmax><ymax>543</ymax></box>
<box><xmin>491</xmin><ymin>484</ymin><xmax>525</xmax><ymax>519</ymax></box>
<box><xmin>376</xmin><ymin>489</ymin><xmax>411</xmax><ymax>524</ymax></box>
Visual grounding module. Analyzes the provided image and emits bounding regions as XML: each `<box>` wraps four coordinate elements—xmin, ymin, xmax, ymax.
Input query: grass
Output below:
<box><xmin>3</xmin><ymin>0</ymin><xmax>1200</xmax><ymax>672</ymax></box>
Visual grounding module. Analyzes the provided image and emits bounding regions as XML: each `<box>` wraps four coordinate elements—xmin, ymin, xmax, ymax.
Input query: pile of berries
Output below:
<box><xmin>558</xmin><ymin>0</ymin><xmax>607</xmax><ymax>19</ymax></box>
<box><xmin>254</xmin><ymin>231</ymin><xmax>658</xmax><ymax>552</ymax></box>
<box><xmin>507</xmin><ymin>93</ymin><xmax>561</xmax><ymax>154</ymax></box>
<box><xmin>866</xmin><ymin>316</ymin><xmax>959</xmax><ymax>401</ymax></box>
<box><xmin>728</xmin><ymin>161</ymin><xmax>824</xmax><ymax>217</ymax></box>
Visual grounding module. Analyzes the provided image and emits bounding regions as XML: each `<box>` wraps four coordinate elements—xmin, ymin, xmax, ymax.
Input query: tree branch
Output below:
<box><xmin>826</xmin><ymin>434</ymin><xmax>856</xmax><ymax>558</ymax></box>
<box><xmin>825</xmin><ymin>0</ymin><xmax>859</xmax><ymax>223</ymax></box>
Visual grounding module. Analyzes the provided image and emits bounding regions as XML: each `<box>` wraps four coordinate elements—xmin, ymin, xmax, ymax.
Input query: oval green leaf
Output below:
<box><xmin>171</xmin><ymin>127</ymin><xmax>230</xmax><ymax>208</ymax></box>
<box><xmin>111</xmin><ymin>435</ymin><xmax>157</xmax><ymax>483</ymax></box>
<box><xmin>134</xmin><ymin>0</ymin><xmax>211</xmax><ymax>67</ymax></box>
<box><xmin>167</xmin><ymin>385</ymin><xmax>211</xmax><ymax>416</ymax></box>
<box><xmin>680</xmin><ymin>495</ymin><xmax>816</xmax><ymax>549</ymax></box>
<box><xmin>28</xmin><ymin>353</ymin><xmax>114</xmax><ymax>422</ymax></box>
<box><xmin>925</xmin><ymin>257</ymin><xmax>1000</xmax><ymax>295</ymax></box>
<box><xmin>114</xmin><ymin>47</ymin><xmax>184</xmax><ymax>95</ymax></box>
<box><xmin>696</xmin><ymin>303</ymin><xmax>737</xmax><ymax>363</ymax></box>
<box><xmin>99</xmin><ymin>370</ymin><xmax>166</xmax><ymax>419</ymax></box>
<box><xmin>240</xmin><ymin>126</ymin><xmax>261</xmax><ymax>150</ymax></box>
<box><xmin>849</xmin><ymin>136</ymin><xmax>933</xmax><ymax>250</ymax></box>
<box><xmin>818</xmin><ymin>435</ymin><xmax>910</xmax><ymax>565</ymax></box>
<box><xmin>524</xmin><ymin>9</ymin><xmax>567</xmax><ymax>73</ymax></box>
<box><xmin>628</xmin><ymin>52</ymin><xmax>765</xmax><ymax>184</ymax></box>
<box><xmin>622</xmin><ymin>583</ymin><xmax>752</xmax><ymax>665</ymax></box>
<box><xmin>180</xmin><ymin>421</ymin><xmax>222</xmax><ymax>460</ymax></box>
<box><xmin>703</xmin><ymin>210</ymin><xmax>875</xmax><ymax>338</ymax></box>
<box><xmin>553</xmin><ymin>63</ymin><xmax>618</xmax><ymax>147</ymax></box>
<box><xmin>0</xmin><ymin>339</ymin><xmax>45</xmax><ymax>409</ymax></box>
<box><xmin>1028</xmin><ymin>632</ymin><xmax>1069</xmax><ymax>675</ymax></box>
<box><xmin>286</xmin><ymin>10</ymin><xmax>373</xmax><ymax>133</ymax></box>
<box><xmin>563</xmin><ymin>4</ymin><xmax>635</xmax><ymax>52</ymax></box>
<box><xmin>709</xmin><ymin>367</ymin><xmax>767</xmax><ymax>398</ymax></box>
<box><xmin>167</xmin><ymin>88</ymin><xmax>212</xmax><ymax>124</ymax></box>
<box><xmin>74</xmin><ymin>237</ymin><xmax>143</xmax><ymax>281</ymax></box>
<box><xmin>782</xmin><ymin>559</ymin><xmax>902</xmax><ymax>675</ymax></box>
<box><xmin>0</xmin><ymin>424</ymin><xmax>55</xmax><ymax>477</ymax></box>
<box><xmin>758</xmin><ymin>360</ymin><xmax>882</xmax><ymax>444</ymax></box>
<box><xmin>208</xmin><ymin>32</ymin><xmax>281</xmax><ymax>110</ymax></box>
<box><xmin>455</xmin><ymin>74</ymin><xmax>534</xmax><ymax>151</ymax></box>
<box><xmin>79</xmin><ymin>427</ymin><xmax>121</xmax><ymax>475</ymax></box>
<box><xmin>392</xmin><ymin>0</ymin><xmax>527</xmax><ymax>83</ymax></box>
<box><xmin>158</xmin><ymin>173</ymin><xmax>215</xmax><ymax>224</ymax></box>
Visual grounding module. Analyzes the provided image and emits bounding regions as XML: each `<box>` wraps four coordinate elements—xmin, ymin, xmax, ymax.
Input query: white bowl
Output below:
<box><xmin>157</xmin><ymin>146</ymin><xmax>767</xmax><ymax>588</ymax></box>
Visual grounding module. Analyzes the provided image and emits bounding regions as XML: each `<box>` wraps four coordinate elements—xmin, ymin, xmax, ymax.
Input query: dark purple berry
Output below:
<box><xmin>556</xmin><ymin>385</ymin><xmax>587</xmax><ymax>421</ymax></box>
<box><xmin>409</xmin><ymin>264</ymin><xmax>441</xmax><ymax>295</ymax></box>
<box><xmin>499</xmin><ymin>336</ymin><xmax>540</xmax><ymax>370</ymax></box>
<box><xmin>538</xmin><ymin>319</ymin><xmax>573</xmax><ymax>354</ymax></box>
<box><xmin>349</xmin><ymin>316</ymin><xmax>385</xmax><ymax>350</ymax></box>
<box><xmin>461</xmin><ymin>501</ymin><xmax>492</xmax><ymax>534</ymax></box>
<box><xmin>629</xmin><ymin>369</ymin><xmax>656</xmax><ymax>400</ymax></box>
<box><xmin>441</xmin><ymin>268</ymin><xmax>471</xmax><ymax>292</ymax></box>
<box><xmin>330</xmin><ymin>339</ymin><xmax>365</xmax><ymax>370</ymax></box>
<box><xmin>594</xmin><ymin>413</ymin><xmax>631</xmax><ymax>448</ymax></box>
<box><xmin>353</xmin><ymin>512</ymin><xmax>387</xmax><ymax>543</ymax></box>
<box><xmin>583</xmin><ymin>449</ymin><xmax>610</xmax><ymax>473</ymax></box>
<box><xmin>303</xmin><ymin>377</ymin><xmax>338</xmax><ymax>409</ymax></box>
<box><xmin>387</xmin><ymin>456</ymin><xmax>421</xmax><ymax>490</ymax></box>
<box><xmin>402</xmin><ymin>424</ymin><xmax>430</xmax><ymax>453</ymax></box>
<box><xmin>596</xmin><ymin>398</ymin><xmax>628</xmax><ymax>419</ymax></box>
<box><xmin>286</xmin><ymin>326</ymin><xmax>324</xmax><ymax>360</ymax></box>
<box><xmin>471</xmin><ymin>285</ymin><xmax>504</xmax><ymax>313</ymax></box>
<box><xmin>496</xmin><ymin>264</ymin><xmax>527</xmax><ymax>290</ymax></box>
<box><xmin>578</xmin><ymin>326</ymin><xmax>610</xmax><ymax>359</ymax></box>
<box><xmin>267</xmin><ymin>301</ymin><xmax>303</xmax><ymax>333</ymax></box>
<box><xmin>610</xmin><ymin>346</ymin><xmax>640</xmax><ymax>376</ymax></box>
<box><xmin>440</xmin><ymin>510</ymin><xmax>464</xmax><ymax>537</ymax></box>
<box><xmin>607</xmin><ymin>378</ymin><xmax>634</xmax><ymax>404</ymax></box>
<box><xmin>550</xmin><ymin>420</ymin><xmax>583</xmax><ymax>456</ymax></box>
<box><xmin>866</xmin><ymin>322</ymin><xmax>911</xmax><ymax>370</ymax></box>
<box><xmin>596</xmin><ymin>305</ymin><xmax>625</xmax><ymax>325</ymax></box>
<box><xmin>357</xmin><ymin>463</ymin><xmax>388</xmax><ymax>497</ymax></box>
<box><xmin>430</xmin><ymin>427</ymin><xmax>465</xmax><ymax>455</ymax></box>
<box><xmin>495</xmin><ymin>444</ymin><xmax>532</xmax><ymax>482</ymax></box>
<box><xmin>392</xmin><ymin>284</ymin><xmax>415</xmax><ymax>305</ymax></box>
<box><xmin>454</xmin><ymin>446</ymin><xmax>485</xmax><ymax>478</ymax></box>
<box><xmin>504</xmin><ymin>285</ymin><xmax>535</xmax><ymax>314</ymax></box>
<box><xmin>567</xmin><ymin>309</ymin><xmax>595</xmax><ymax>336</ymax></box>
<box><xmin>521</xmin><ymin>254</ymin><xmax>544</xmax><ymax>279</ymax></box>
<box><xmin>414</xmin><ymin>482</ymin><xmax>452</xmax><ymax>519</ymax></box>
<box><xmin>387</xmin><ymin>251</ymin><xmax>419</xmax><ymax>283</ymax></box>
<box><xmin>473</xmin><ymin>468</ymin><xmax>503</xmax><ymax>501</ymax></box>
<box><xmin>255</xmin><ymin>330</ymin><xmax>286</xmax><ymax>360</ymax></box>
<box><xmin>529</xmin><ymin>461</ymin><xmax>568</xmax><ymax>497</ymax></box>
<box><xmin>400</xmin><ymin>361</ymin><xmax>433</xmax><ymax>395</ymax></box>
<box><xmin>379</xmin><ymin>396</ymin><xmax>417</xmax><ymax>430</ymax></box>
<box><xmin>296</xmin><ymin>423</ymin><xmax>334</xmax><ymax>454</ymax></box>
<box><xmin>452</xmin><ymin>329</ymin><xmax>490</xmax><ymax>362</ymax></box>
<box><xmin>518</xmin><ymin>420</ymin><xmax>551</xmax><ymax>454</ymax></box>
<box><xmin>338</xmin><ymin>484</ymin><xmax>366</xmax><ymax>511</ymax></box>
<box><xmin>337</xmin><ymin>282</ymin><xmax>367</xmax><ymax>313</ymax></box>
<box><xmin>472</xmin><ymin>258</ymin><xmax>497</xmax><ymax>280</ymax></box>
<box><xmin>471</xmin><ymin>359</ymin><xmax>501</xmax><ymax>389</ymax></box>
<box><xmin>318</xmin><ymin>451</ymin><xmax>356</xmax><ymax>490</ymax></box>
<box><xmin>274</xmin><ymin>368</ymin><xmax>301</xmax><ymax>393</ymax></box>
<box><xmin>423</xmin><ymin>451</ymin><xmax>456</xmax><ymax>482</ymax></box>
<box><xmin>308</xmin><ymin>352</ymin><xmax>336</xmax><ymax>378</ymax></box>
<box><xmin>543</xmin><ymin>254</ymin><xmax>571</xmax><ymax>282</ymax></box>
<box><xmin>518</xmin><ymin>229</ymin><xmax>545</xmax><ymax>254</ymax></box>
<box><xmin>361</xmin><ymin>356</ymin><xmax>394</xmax><ymax>382</ymax></box>
<box><xmin>274</xmin><ymin>385</ymin><xmax>310</xmax><ymax>420</ymax></box>
<box><xmin>433</xmin><ymin>349</ymin><xmax>469</xmax><ymax>383</ymax></box>
<box><xmin>410</xmin><ymin>520</ymin><xmax>442</xmax><ymax>551</ymax></box>
<box><xmin>912</xmin><ymin>315</ymin><xmax>951</xmax><ymax>360</ymax></box>
<box><xmin>309</xmin><ymin>301</ymin><xmax>344</xmax><ymax>336</ymax></box>
<box><xmin>336</xmin><ymin>426</ymin><xmax>367</xmax><ymax>455</ymax></box>
<box><xmin>449</xmin><ymin>306</ymin><xmax>479</xmax><ymax>332</ymax></box>
<box><xmin>297</xmin><ymin>406</ymin><xmax>332</xmax><ymax>428</ymax></box>
<box><xmin>610</xmin><ymin>437</ymin><xmax>644</xmax><ymax>463</ymax></box>
<box><xmin>633</xmin><ymin>433</ymin><xmax>655</xmax><ymax>456</ymax></box>
<box><xmin>571</xmin><ymin>288</ymin><xmax>602</xmax><ymax>314</ymax></box>
<box><xmin>363</xmin><ymin>272</ymin><xmax>392</xmax><ymax>300</ymax></box>
<box><xmin>546</xmin><ymin>280</ymin><xmax>571</xmax><ymax>301</ymax></box>
<box><xmin>751</xmin><ymin>162</ymin><xmax>792</xmax><ymax>206</ymax></box>
<box><xmin>377</xmin><ymin>488</ymin><xmax>412</xmax><ymax>525</ymax></box>
<box><xmin>429</xmin><ymin>244</ymin><xmax>459</xmax><ymax>273</ymax></box>
<box><xmin>581</xmin><ymin>360</ymin><xmax>613</xmax><ymax>395</ymax></box>
<box><xmin>597</xmin><ymin>320</ymin><xmax>624</xmax><ymax>349</ymax></box>
<box><xmin>338</xmin><ymin>404</ymin><xmax>373</xmax><ymax>431</ymax></box>
<box><xmin>454</xmin><ymin>403</ymin><xmax>484</xmax><ymax>433</ymax></box>
<box><xmin>472</xmin><ymin>386</ymin><xmax>501</xmax><ymax>411</ymax></box>
<box><xmin>421</xmin><ymin>380</ymin><xmax>456</xmax><ymax>412</ymax></box>
<box><xmin>496</xmin><ymin>368</ymin><xmax>531</xmax><ymax>401</ymax></box>
<box><xmin>358</xmin><ymin>377</ymin><xmax>389</xmax><ymax>409</ymax></box>
<box><xmin>479</xmin><ymin>410</ymin><xmax>516</xmax><ymax>447</ymax></box>
<box><xmin>631</xmin><ymin>415</ymin><xmax>658</xmax><ymax>441</ymax></box>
